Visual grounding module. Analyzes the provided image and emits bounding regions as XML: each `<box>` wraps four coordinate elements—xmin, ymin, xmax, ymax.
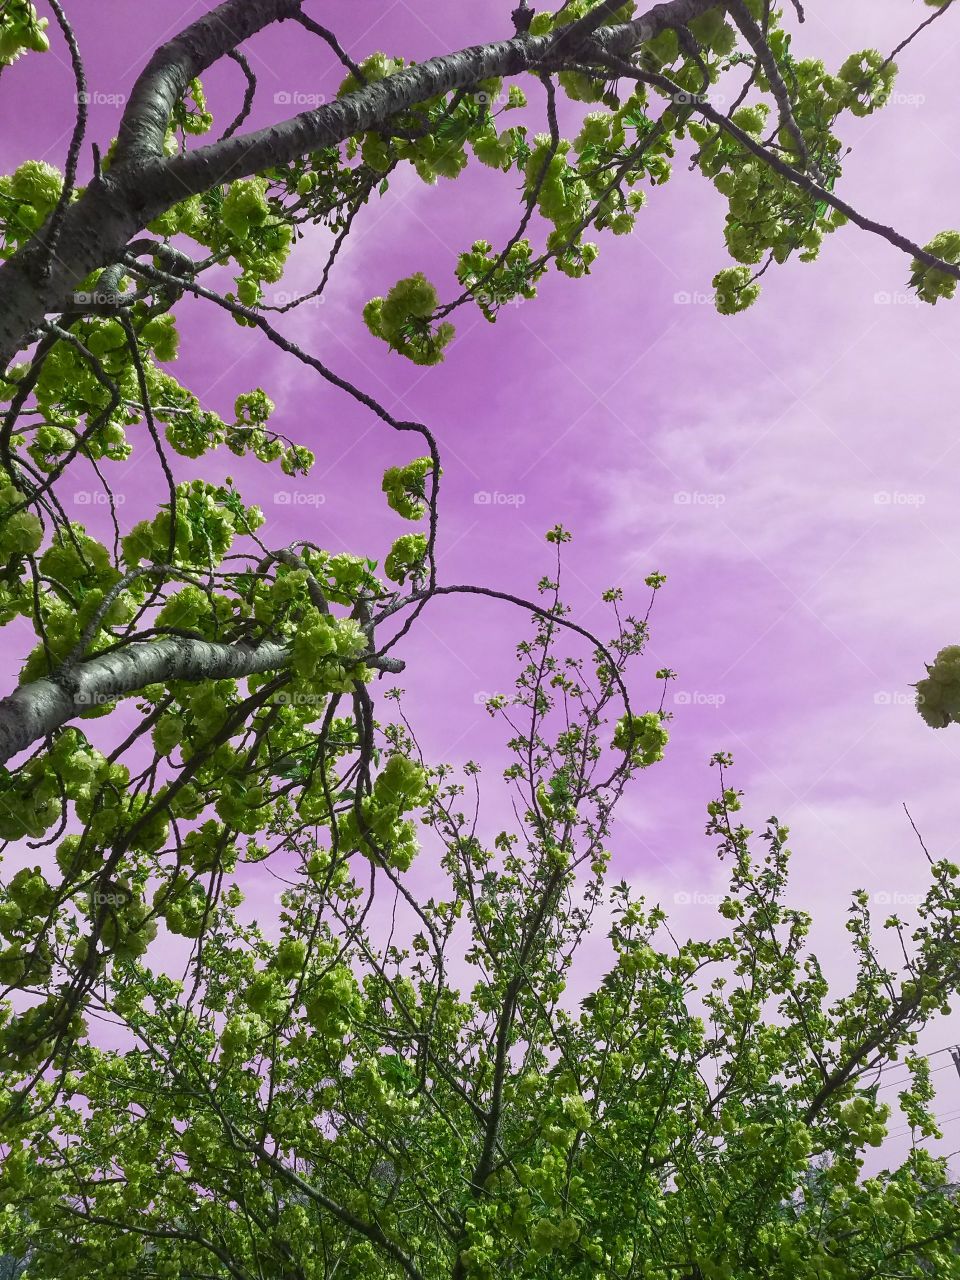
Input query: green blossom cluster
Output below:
<box><xmin>338</xmin><ymin>752</ymin><xmax>431</xmax><ymax>870</ymax></box>
<box><xmin>0</xmin><ymin>1</ymin><xmax>49</xmax><ymax>64</ymax></box>
<box><xmin>384</xmin><ymin>531</ymin><xmax>428</xmax><ymax>584</ymax></box>
<box><xmin>613</xmin><ymin>710</ymin><xmax>669</xmax><ymax>765</ymax></box>
<box><xmin>381</xmin><ymin>455</ymin><xmax>435</xmax><ymax>519</ymax></box>
<box><xmin>456</xmin><ymin>239</ymin><xmax>542</xmax><ymax>321</ymax></box>
<box><xmin>0</xmin><ymin>160</ymin><xmax>63</xmax><ymax>256</ymax></box>
<box><xmin>363</xmin><ymin>272</ymin><xmax>455</xmax><ymax>365</ymax></box>
<box><xmin>122</xmin><ymin>479</ymin><xmax>264</xmax><ymax>571</ymax></box>
<box><xmin>910</xmin><ymin>230</ymin><xmax>960</xmax><ymax>303</ymax></box>
<box><xmin>916</xmin><ymin>644</ymin><xmax>960</xmax><ymax>726</ymax></box>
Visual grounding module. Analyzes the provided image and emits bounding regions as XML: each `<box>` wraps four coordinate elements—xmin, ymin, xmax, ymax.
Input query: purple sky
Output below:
<box><xmin>3</xmin><ymin>1</ymin><xmax>960</xmax><ymax>1159</ymax></box>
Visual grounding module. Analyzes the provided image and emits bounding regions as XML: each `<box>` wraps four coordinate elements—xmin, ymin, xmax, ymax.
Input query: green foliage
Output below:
<box><xmin>382</xmin><ymin>456</ymin><xmax>436</xmax><ymax>520</ymax></box>
<box><xmin>910</xmin><ymin>230</ymin><xmax>960</xmax><ymax>303</ymax></box>
<box><xmin>2</xmin><ymin>646</ymin><xmax>960</xmax><ymax>1275</ymax></box>
<box><xmin>0</xmin><ymin>161</ymin><xmax>63</xmax><ymax>256</ymax></box>
<box><xmin>916</xmin><ymin>644</ymin><xmax>960</xmax><ymax>727</ymax></box>
<box><xmin>384</xmin><ymin>531</ymin><xmax>428</xmax><ymax>584</ymax></box>
<box><xmin>456</xmin><ymin>239</ymin><xmax>542</xmax><ymax>320</ymax></box>
<box><xmin>0</xmin><ymin>3</ymin><xmax>48</xmax><ymax>67</ymax></box>
<box><xmin>0</xmin><ymin>3</ymin><xmax>959</xmax><ymax>1273</ymax></box>
<box><xmin>364</xmin><ymin>273</ymin><xmax>456</xmax><ymax>364</ymax></box>
<box><xmin>613</xmin><ymin>710</ymin><xmax>669</xmax><ymax>765</ymax></box>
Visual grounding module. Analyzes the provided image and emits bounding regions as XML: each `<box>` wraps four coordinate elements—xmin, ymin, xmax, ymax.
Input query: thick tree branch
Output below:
<box><xmin>0</xmin><ymin>634</ymin><xmax>403</xmax><ymax>763</ymax></box>
<box><xmin>0</xmin><ymin>636</ymin><xmax>288</xmax><ymax>764</ymax></box>
<box><xmin>154</xmin><ymin>0</ymin><xmax>717</xmax><ymax>199</ymax></box>
<box><xmin>0</xmin><ymin>0</ymin><xmax>716</xmax><ymax>369</ymax></box>
<box><xmin>112</xmin><ymin>0</ymin><xmax>302</xmax><ymax>166</ymax></box>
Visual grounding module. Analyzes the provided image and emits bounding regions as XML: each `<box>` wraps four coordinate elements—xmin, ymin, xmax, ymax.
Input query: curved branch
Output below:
<box><xmin>113</xmin><ymin>0</ymin><xmax>301</xmax><ymax>166</ymax></box>
<box><xmin>35</xmin><ymin>0</ymin><xmax>88</xmax><ymax>278</ymax></box>
<box><xmin>219</xmin><ymin>49</ymin><xmax>257</xmax><ymax>142</ymax></box>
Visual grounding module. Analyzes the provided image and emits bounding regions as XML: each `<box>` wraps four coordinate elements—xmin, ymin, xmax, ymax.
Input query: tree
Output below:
<box><xmin>1</xmin><ymin>0</ymin><xmax>960</xmax><ymax>1275</ymax></box>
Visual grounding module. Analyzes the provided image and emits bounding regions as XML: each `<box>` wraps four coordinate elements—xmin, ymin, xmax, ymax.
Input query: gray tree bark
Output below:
<box><xmin>0</xmin><ymin>0</ymin><xmax>716</xmax><ymax>369</ymax></box>
<box><xmin>0</xmin><ymin>637</ymin><xmax>290</xmax><ymax>763</ymax></box>
<box><xmin>0</xmin><ymin>635</ymin><xmax>403</xmax><ymax>763</ymax></box>
<box><xmin>0</xmin><ymin>0</ymin><xmax>714</xmax><ymax>760</ymax></box>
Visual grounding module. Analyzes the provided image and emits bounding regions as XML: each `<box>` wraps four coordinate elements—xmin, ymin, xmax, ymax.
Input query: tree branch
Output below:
<box><xmin>154</xmin><ymin>0</ymin><xmax>717</xmax><ymax>199</ymax></box>
<box><xmin>0</xmin><ymin>634</ymin><xmax>403</xmax><ymax>764</ymax></box>
<box><xmin>112</xmin><ymin>0</ymin><xmax>302</xmax><ymax>166</ymax></box>
<box><xmin>0</xmin><ymin>0</ymin><xmax>739</xmax><ymax>370</ymax></box>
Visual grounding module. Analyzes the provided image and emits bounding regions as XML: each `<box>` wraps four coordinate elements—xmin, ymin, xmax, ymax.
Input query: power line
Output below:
<box><xmin>877</xmin><ymin>1059</ymin><xmax>958</xmax><ymax>1092</ymax></box>
<box><xmin>870</xmin><ymin>1045</ymin><xmax>960</xmax><ymax>1093</ymax></box>
<box><xmin>886</xmin><ymin>1106</ymin><xmax>960</xmax><ymax>1142</ymax></box>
